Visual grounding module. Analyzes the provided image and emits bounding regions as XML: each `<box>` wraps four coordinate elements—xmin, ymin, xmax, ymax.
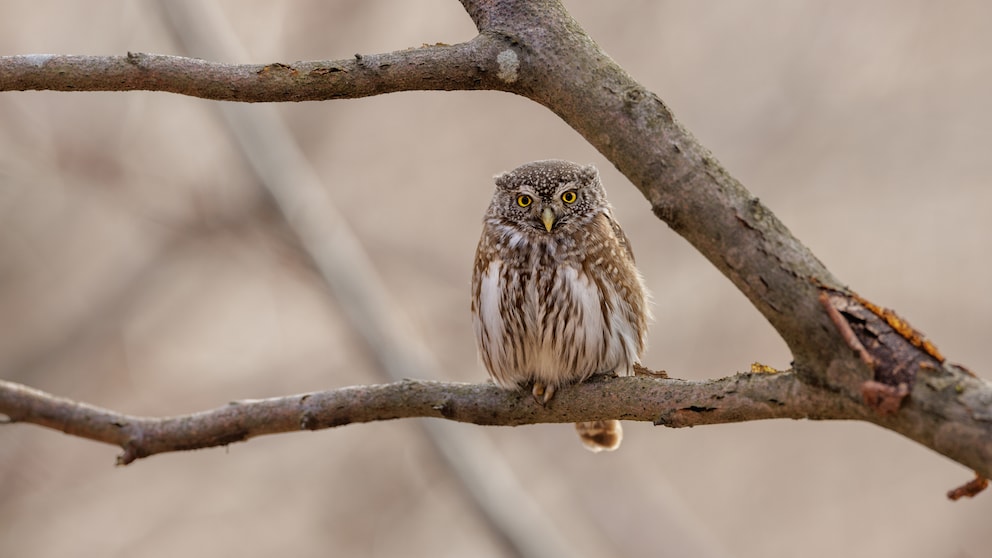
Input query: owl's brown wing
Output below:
<box><xmin>608</xmin><ymin>214</ymin><xmax>637</xmax><ymax>264</ymax></box>
<box><xmin>470</xmin><ymin>230</ymin><xmax>495</xmax><ymax>317</ymax></box>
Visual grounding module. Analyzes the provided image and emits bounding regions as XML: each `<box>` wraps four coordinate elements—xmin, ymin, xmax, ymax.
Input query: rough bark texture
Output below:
<box><xmin>0</xmin><ymin>371</ymin><xmax>863</xmax><ymax>465</ymax></box>
<box><xmin>0</xmin><ymin>40</ymin><xmax>512</xmax><ymax>101</ymax></box>
<box><xmin>0</xmin><ymin>0</ymin><xmax>989</xmax><ymax>483</ymax></box>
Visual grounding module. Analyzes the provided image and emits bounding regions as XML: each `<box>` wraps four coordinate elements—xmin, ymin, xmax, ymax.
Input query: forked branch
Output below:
<box><xmin>0</xmin><ymin>0</ymin><xmax>989</xmax><ymax>490</ymax></box>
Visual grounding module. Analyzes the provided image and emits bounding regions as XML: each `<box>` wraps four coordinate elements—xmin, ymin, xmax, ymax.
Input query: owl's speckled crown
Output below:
<box><xmin>494</xmin><ymin>160</ymin><xmax>598</xmax><ymax>196</ymax></box>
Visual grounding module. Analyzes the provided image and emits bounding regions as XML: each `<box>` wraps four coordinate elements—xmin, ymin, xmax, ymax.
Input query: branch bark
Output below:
<box><xmin>1</xmin><ymin>0</ymin><xmax>990</xmax><ymax>486</ymax></box>
<box><xmin>0</xmin><ymin>38</ymin><xmax>510</xmax><ymax>101</ymax></box>
<box><xmin>0</xmin><ymin>371</ymin><xmax>860</xmax><ymax>465</ymax></box>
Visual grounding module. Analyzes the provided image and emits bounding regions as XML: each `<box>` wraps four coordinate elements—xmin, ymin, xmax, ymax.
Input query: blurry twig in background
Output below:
<box><xmin>4</xmin><ymin>203</ymin><xmax>269</xmax><ymax>389</ymax></box>
<box><xmin>153</xmin><ymin>1</ymin><xmax>621</xmax><ymax>557</ymax></box>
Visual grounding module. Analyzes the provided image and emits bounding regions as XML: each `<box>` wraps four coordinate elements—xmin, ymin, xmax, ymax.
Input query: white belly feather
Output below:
<box><xmin>474</xmin><ymin>257</ymin><xmax>639</xmax><ymax>390</ymax></box>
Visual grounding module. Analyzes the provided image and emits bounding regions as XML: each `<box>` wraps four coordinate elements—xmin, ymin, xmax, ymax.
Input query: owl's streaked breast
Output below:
<box><xmin>472</xmin><ymin>214</ymin><xmax>644</xmax><ymax>390</ymax></box>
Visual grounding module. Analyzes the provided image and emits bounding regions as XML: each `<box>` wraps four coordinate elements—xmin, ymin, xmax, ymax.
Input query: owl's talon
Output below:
<box><xmin>531</xmin><ymin>383</ymin><xmax>545</xmax><ymax>404</ymax></box>
<box><xmin>543</xmin><ymin>384</ymin><xmax>556</xmax><ymax>404</ymax></box>
<box><xmin>531</xmin><ymin>382</ymin><xmax>556</xmax><ymax>405</ymax></box>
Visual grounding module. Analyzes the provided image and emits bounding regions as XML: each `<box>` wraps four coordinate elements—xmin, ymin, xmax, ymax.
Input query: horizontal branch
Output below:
<box><xmin>0</xmin><ymin>372</ymin><xmax>862</xmax><ymax>464</ymax></box>
<box><xmin>0</xmin><ymin>34</ymin><xmax>515</xmax><ymax>101</ymax></box>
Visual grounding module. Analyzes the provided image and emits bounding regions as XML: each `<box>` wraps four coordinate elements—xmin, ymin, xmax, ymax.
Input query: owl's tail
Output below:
<box><xmin>574</xmin><ymin>420</ymin><xmax>623</xmax><ymax>452</ymax></box>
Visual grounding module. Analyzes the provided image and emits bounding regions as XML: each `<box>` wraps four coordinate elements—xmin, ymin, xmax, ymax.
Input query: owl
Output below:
<box><xmin>471</xmin><ymin>160</ymin><xmax>650</xmax><ymax>452</ymax></box>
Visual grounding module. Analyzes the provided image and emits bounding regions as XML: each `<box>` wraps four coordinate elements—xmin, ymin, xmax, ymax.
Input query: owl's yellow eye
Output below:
<box><xmin>516</xmin><ymin>194</ymin><xmax>533</xmax><ymax>207</ymax></box>
<box><xmin>561</xmin><ymin>190</ymin><xmax>577</xmax><ymax>204</ymax></box>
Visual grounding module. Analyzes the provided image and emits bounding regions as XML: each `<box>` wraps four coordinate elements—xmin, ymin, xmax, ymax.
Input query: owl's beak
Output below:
<box><xmin>541</xmin><ymin>207</ymin><xmax>556</xmax><ymax>232</ymax></box>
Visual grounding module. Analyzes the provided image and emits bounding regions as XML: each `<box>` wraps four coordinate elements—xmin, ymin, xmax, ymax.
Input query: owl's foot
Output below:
<box><xmin>531</xmin><ymin>382</ymin><xmax>557</xmax><ymax>405</ymax></box>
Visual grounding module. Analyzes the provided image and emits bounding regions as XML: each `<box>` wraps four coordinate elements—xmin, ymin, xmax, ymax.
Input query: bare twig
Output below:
<box><xmin>947</xmin><ymin>472</ymin><xmax>989</xmax><ymax>501</ymax></box>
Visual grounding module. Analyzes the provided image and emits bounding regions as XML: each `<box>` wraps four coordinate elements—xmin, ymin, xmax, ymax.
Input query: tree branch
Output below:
<box><xmin>4</xmin><ymin>364</ymin><xmax>989</xmax><ymax>478</ymax></box>
<box><xmin>0</xmin><ymin>36</ymin><xmax>512</xmax><ymax>101</ymax></box>
<box><xmin>1</xmin><ymin>0</ymin><xmax>990</xmax><ymax>490</ymax></box>
<box><xmin>0</xmin><ymin>372</ymin><xmax>861</xmax><ymax>465</ymax></box>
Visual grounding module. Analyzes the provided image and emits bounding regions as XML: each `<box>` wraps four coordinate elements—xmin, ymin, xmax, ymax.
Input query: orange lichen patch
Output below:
<box><xmin>947</xmin><ymin>472</ymin><xmax>989</xmax><ymax>501</ymax></box>
<box><xmin>750</xmin><ymin>362</ymin><xmax>778</xmax><ymax>374</ymax></box>
<box><xmin>850</xmin><ymin>292</ymin><xmax>945</xmax><ymax>363</ymax></box>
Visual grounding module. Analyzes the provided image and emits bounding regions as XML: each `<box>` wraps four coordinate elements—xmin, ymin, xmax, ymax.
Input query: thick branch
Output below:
<box><xmin>0</xmin><ymin>372</ymin><xmax>862</xmax><ymax>465</ymax></box>
<box><xmin>453</xmin><ymin>0</ymin><xmax>992</xmax><ymax>482</ymax></box>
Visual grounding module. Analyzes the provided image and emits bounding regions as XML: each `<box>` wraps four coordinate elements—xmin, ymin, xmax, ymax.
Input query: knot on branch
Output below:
<box><xmin>495</xmin><ymin>48</ymin><xmax>519</xmax><ymax>83</ymax></box>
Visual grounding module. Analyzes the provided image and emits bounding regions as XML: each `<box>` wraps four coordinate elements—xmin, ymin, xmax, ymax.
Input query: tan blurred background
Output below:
<box><xmin>2</xmin><ymin>1</ymin><xmax>991</xmax><ymax>556</ymax></box>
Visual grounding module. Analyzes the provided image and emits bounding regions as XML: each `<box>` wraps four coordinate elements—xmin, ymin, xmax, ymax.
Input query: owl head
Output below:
<box><xmin>488</xmin><ymin>160</ymin><xmax>608</xmax><ymax>234</ymax></box>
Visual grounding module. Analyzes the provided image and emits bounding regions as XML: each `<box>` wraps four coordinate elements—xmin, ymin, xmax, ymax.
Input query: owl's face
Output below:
<box><xmin>487</xmin><ymin>160</ymin><xmax>608</xmax><ymax>235</ymax></box>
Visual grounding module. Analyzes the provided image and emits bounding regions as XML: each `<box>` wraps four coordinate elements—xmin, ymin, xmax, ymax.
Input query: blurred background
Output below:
<box><xmin>2</xmin><ymin>1</ymin><xmax>991</xmax><ymax>556</ymax></box>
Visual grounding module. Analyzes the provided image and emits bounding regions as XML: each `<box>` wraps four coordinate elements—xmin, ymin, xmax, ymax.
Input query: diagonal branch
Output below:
<box><xmin>0</xmin><ymin>372</ymin><xmax>860</xmax><ymax>465</ymax></box>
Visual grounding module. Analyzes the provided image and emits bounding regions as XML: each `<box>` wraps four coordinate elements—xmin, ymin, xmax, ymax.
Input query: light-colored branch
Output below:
<box><xmin>4</xmin><ymin>365</ymin><xmax>991</xmax><ymax>480</ymax></box>
<box><xmin>0</xmin><ymin>371</ymin><xmax>859</xmax><ymax>464</ymax></box>
<box><xmin>0</xmin><ymin>37</ymin><xmax>511</xmax><ymax>101</ymax></box>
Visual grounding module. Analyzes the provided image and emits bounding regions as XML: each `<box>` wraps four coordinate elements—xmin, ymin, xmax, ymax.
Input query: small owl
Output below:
<box><xmin>471</xmin><ymin>160</ymin><xmax>650</xmax><ymax>452</ymax></box>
